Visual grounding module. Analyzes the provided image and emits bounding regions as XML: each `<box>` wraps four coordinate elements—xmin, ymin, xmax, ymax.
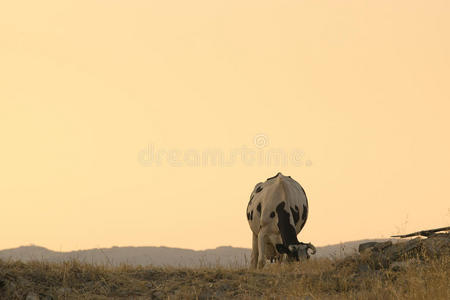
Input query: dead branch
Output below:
<box><xmin>391</xmin><ymin>226</ymin><xmax>450</xmax><ymax>238</ymax></box>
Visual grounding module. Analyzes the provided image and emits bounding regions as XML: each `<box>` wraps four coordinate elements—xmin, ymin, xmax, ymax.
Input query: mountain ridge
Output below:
<box><xmin>0</xmin><ymin>239</ymin><xmax>394</xmax><ymax>267</ymax></box>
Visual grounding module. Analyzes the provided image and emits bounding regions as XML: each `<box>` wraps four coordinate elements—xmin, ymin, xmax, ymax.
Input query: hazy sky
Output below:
<box><xmin>1</xmin><ymin>1</ymin><xmax>449</xmax><ymax>252</ymax></box>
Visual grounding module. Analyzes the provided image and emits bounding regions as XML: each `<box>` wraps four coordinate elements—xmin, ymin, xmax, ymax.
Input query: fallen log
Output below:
<box><xmin>391</xmin><ymin>226</ymin><xmax>450</xmax><ymax>238</ymax></box>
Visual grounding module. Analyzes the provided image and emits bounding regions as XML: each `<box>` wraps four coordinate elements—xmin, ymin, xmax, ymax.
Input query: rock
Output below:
<box><xmin>391</xmin><ymin>265</ymin><xmax>401</xmax><ymax>272</ymax></box>
<box><xmin>373</xmin><ymin>241</ymin><xmax>392</xmax><ymax>251</ymax></box>
<box><xmin>390</xmin><ymin>259</ymin><xmax>419</xmax><ymax>272</ymax></box>
<box><xmin>390</xmin><ymin>261</ymin><xmax>407</xmax><ymax>272</ymax></box>
<box><xmin>357</xmin><ymin>232</ymin><xmax>449</xmax><ymax>270</ymax></box>
<box><xmin>359</xmin><ymin>241</ymin><xmax>393</xmax><ymax>253</ymax></box>
<box><xmin>357</xmin><ymin>263</ymin><xmax>370</xmax><ymax>273</ymax></box>
<box><xmin>57</xmin><ymin>287</ymin><xmax>71</xmax><ymax>295</ymax></box>
<box><xmin>404</xmin><ymin>238</ymin><xmax>422</xmax><ymax>253</ymax></box>
<box><xmin>25</xmin><ymin>292</ymin><xmax>39</xmax><ymax>300</ymax></box>
<box><xmin>358</xmin><ymin>242</ymin><xmax>377</xmax><ymax>253</ymax></box>
<box><xmin>151</xmin><ymin>290</ymin><xmax>165</xmax><ymax>300</ymax></box>
<box><xmin>422</xmin><ymin>233</ymin><xmax>450</xmax><ymax>257</ymax></box>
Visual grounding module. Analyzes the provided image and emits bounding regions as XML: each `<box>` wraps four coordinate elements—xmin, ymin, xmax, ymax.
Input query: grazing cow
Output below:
<box><xmin>246</xmin><ymin>172</ymin><xmax>316</xmax><ymax>269</ymax></box>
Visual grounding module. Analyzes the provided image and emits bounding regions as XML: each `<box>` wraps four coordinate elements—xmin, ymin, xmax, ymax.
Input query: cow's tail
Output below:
<box><xmin>275</xmin><ymin>175</ymin><xmax>287</xmax><ymax>203</ymax></box>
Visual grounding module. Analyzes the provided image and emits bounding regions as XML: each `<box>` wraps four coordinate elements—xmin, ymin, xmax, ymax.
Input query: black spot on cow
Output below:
<box><xmin>275</xmin><ymin>202</ymin><xmax>299</xmax><ymax>246</ymax></box>
<box><xmin>257</xmin><ymin>203</ymin><xmax>261</xmax><ymax>214</ymax></box>
<box><xmin>256</xmin><ymin>186</ymin><xmax>263</xmax><ymax>193</ymax></box>
<box><xmin>290</xmin><ymin>206</ymin><xmax>300</xmax><ymax>225</ymax></box>
<box><xmin>298</xmin><ymin>184</ymin><xmax>309</xmax><ymax>208</ymax></box>
<box><xmin>302</xmin><ymin>204</ymin><xmax>308</xmax><ymax>221</ymax></box>
<box><xmin>249</xmin><ymin>194</ymin><xmax>254</xmax><ymax>205</ymax></box>
<box><xmin>270</xmin><ymin>211</ymin><xmax>275</xmax><ymax>218</ymax></box>
<box><xmin>247</xmin><ymin>212</ymin><xmax>251</xmax><ymax>220</ymax></box>
<box><xmin>250</xmin><ymin>210</ymin><xmax>253</xmax><ymax>220</ymax></box>
<box><xmin>299</xmin><ymin>205</ymin><xmax>308</xmax><ymax>231</ymax></box>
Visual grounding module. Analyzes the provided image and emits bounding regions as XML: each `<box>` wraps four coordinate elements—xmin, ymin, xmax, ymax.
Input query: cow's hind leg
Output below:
<box><xmin>250</xmin><ymin>233</ymin><xmax>258</xmax><ymax>269</ymax></box>
<box><xmin>257</xmin><ymin>229</ymin><xmax>267</xmax><ymax>269</ymax></box>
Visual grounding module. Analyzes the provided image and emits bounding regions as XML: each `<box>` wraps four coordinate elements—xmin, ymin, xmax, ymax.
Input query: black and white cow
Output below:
<box><xmin>246</xmin><ymin>172</ymin><xmax>316</xmax><ymax>269</ymax></box>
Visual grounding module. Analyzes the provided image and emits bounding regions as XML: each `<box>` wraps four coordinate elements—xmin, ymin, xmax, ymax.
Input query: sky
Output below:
<box><xmin>1</xmin><ymin>1</ymin><xmax>449</xmax><ymax>252</ymax></box>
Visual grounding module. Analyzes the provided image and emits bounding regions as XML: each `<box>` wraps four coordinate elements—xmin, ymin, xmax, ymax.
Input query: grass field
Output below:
<box><xmin>0</xmin><ymin>247</ymin><xmax>448</xmax><ymax>299</ymax></box>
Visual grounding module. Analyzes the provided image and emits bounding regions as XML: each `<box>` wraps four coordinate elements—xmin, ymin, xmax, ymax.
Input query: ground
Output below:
<box><xmin>0</xmin><ymin>235</ymin><xmax>449</xmax><ymax>299</ymax></box>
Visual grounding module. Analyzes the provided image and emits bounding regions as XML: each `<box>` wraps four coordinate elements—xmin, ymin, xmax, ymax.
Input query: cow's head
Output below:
<box><xmin>276</xmin><ymin>242</ymin><xmax>316</xmax><ymax>261</ymax></box>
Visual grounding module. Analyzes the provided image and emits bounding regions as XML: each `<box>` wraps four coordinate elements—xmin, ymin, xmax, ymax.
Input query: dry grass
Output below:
<box><xmin>0</xmin><ymin>249</ymin><xmax>448</xmax><ymax>300</ymax></box>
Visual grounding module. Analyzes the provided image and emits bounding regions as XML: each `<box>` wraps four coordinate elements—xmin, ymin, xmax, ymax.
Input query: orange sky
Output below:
<box><xmin>1</xmin><ymin>1</ymin><xmax>449</xmax><ymax>251</ymax></box>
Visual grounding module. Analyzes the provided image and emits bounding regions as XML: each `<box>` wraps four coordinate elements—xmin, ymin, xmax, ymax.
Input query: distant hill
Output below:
<box><xmin>0</xmin><ymin>239</ymin><xmax>394</xmax><ymax>267</ymax></box>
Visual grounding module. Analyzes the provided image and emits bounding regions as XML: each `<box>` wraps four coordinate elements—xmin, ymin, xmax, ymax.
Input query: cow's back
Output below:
<box><xmin>246</xmin><ymin>173</ymin><xmax>308</xmax><ymax>235</ymax></box>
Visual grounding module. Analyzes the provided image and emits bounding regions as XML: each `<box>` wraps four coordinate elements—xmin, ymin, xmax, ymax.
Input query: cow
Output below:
<box><xmin>246</xmin><ymin>172</ymin><xmax>316</xmax><ymax>269</ymax></box>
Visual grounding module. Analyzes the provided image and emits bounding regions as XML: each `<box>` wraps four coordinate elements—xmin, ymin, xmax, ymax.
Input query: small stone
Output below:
<box><xmin>25</xmin><ymin>292</ymin><xmax>39</xmax><ymax>300</ymax></box>
<box><xmin>152</xmin><ymin>290</ymin><xmax>165</xmax><ymax>300</ymax></box>
<box><xmin>357</xmin><ymin>263</ymin><xmax>370</xmax><ymax>273</ymax></box>
<box><xmin>57</xmin><ymin>287</ymin><xmax>71</xmax><ymax>295</ymax></box>
<box><xmin>392</xmin><ymin>265</ymin><xmax>401</xmax><ymax>272</ymax></box>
